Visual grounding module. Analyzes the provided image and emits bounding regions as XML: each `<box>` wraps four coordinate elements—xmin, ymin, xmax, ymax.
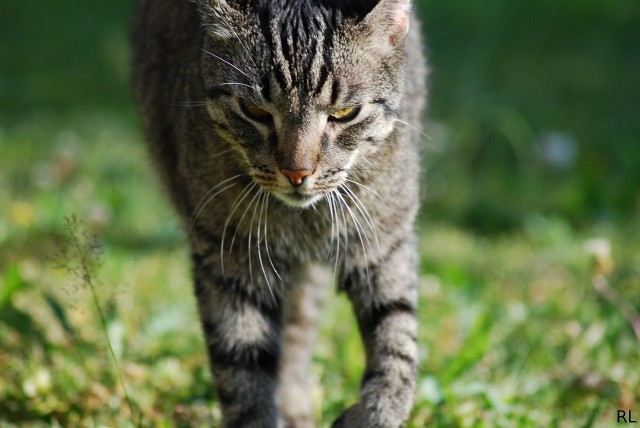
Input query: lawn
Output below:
<box><xmin>1</xmin><ymin>113</ymin><xmax>638</xmax><ymax>427</ymax></box>
<box><xmin>1</xmin><ymin>0</ymin><xmax>639</xmax><ymax>426</ymax></box>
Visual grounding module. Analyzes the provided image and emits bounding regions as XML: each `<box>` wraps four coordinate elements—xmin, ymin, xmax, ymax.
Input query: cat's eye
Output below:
<box><xmin>240</xmin><ymin>100</ymin><xmax>273</xmax><ymax>124</ymax></box>
<box><xmin>329</xmin><ymin>105</ymin><xmax>360</xmax><ymax>123</ymax></box>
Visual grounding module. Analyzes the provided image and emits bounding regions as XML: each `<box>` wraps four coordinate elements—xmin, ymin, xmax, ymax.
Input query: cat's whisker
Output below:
<box><xmin>201</xmin><ymin>48</ymin><xmax>254</xmax><ymax>83</ymax></box>
<box><xmin>247</xmin><ymin>193</ymin><xmax>257</xmax><ymax>294</ymax></box>
<box><xmin>351</xmin><ymin>155</ymin><xmax>404</xmax><ymax>172</ymax></box>
<box><xmin>218</xmin><ymin>15</ymin><xmax>259</xmax><ymax>71</ymax></box>
<box><xmin>339</xmin><ymin>186</ymin><xmax>376</xmax><ymax>262</ymax></box>
<box><xmin>360</xmin><ymin>156</ymin><xmax>377</xmax><ymax>169</ymax></box>
<box><xmin>333</xmin><ymin>194</ymin><xmax>342</xmax><ymax>275</ymax></box>
<box><xmin>394</xmin><ymin>118</ymin><xmax>433</xmax><ymax>142</ymax></box>
<box><xmin>228</xmin><ymin>183</ymin><xmax>260</xmax><ymax>266</ymax></box>
<box><xmin>172</xmin><ymin>101</ymin><xmax>208</xmax><ymax>107</ymax></box>
<box><xmin>351</xmin><ymin>166</ymin><xmax>397</xmax><ymax>172</ymax></box>
<box><xmin>345</xmin><ymin>189</ymin><xmax>382</xmax><ymax>270</ymax></box>
<box><xmin>249</xmin><ymin>188</ymin><xmax>276</xmax><ymax>303</ymax></box>
<box><xmin>336</xmin><ymin>189</ymin><xmax>372</xmax><ymax>293</ymax></box>
<box><xmin>336</xmin><ymin>191</ymin><xmax>349</xmax><ymax>270</ymax></box>
<box><xmin>219</xmin><ymin>82</ymin><xmax>260</xmax><ymax>92</ymax></box>
<box><xmin>328</xmin><ymin>192</ymin><xmax>342</xmax><ymax>275</ymax></box>
<box><xmin>345</xmin><ymin>178</ymin><xmax>381</xmax><ymax>199</ymax></box>
<box><xmin>263</xmin><ymin>193</ymin><xmax>283</xmax><ymax>282</ymax></box>
<box><xmin>352</xmin><ymin>149</ymin><xmax>419</xmax><ymax>173</ymax></box>
<box><xmin>325</xmin><ymin>194</ymin><xmax>335</xmax><ymax>259</ymax></box>
<box><xmin>342</xmin><ymin>184</ymin><xmax>381</xmax><ymax>256</ymax></box>
<box><xmin>353</xmin><ymin>157</ymin><xmax>385</xmax><ymax>174</ymax></box>
<box><xmin>190</xmin><ymin>174</ymin><xmax>241</xmax><ymax>231</ymax></box>
<box><xmin>256</xmin><ymin>190</ymin><xmax>276</xmax><ymax>302</ymax></box>
<box><xmin>190</xmin><ymin>182</ymin><xmax>237</xmax><ymax>229</ymax></box>
<box><xmin>210</xmin><ymin>148</ymin><xmax>234</xmax><ymax>159</ymax></box>
<box><xmin>221</xmin><ymin>182</ymin><xmax>255</xmax><ymax>279</ymax></box>
<box><xmin>350</xmin><ymin>157</ymin><xmax>397</xmax><ymax>172</ymax></box>
<box><xmin>358</xmin><ymin>157</ymin><xmax>404</xmax><ymax>173</ymax></box>
<box><xmin>326</xmin><ymin>193</ymin><xmax>337</xmax><ymax>257</ymax></box>
<box><xmin>324</xmin><ymin>193</ymin><xmax>336</xmax><ymax>261</ymax></box>
<box><xmin>245</xmin><ymin>187</ymin><xmax>264</xmax><ymax>299</ymax></box>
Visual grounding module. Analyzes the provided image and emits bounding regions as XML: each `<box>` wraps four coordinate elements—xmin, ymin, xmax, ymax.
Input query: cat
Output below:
<box><xmin>132</xmin><ymin>0</ymin><xmax>427</xmax><ymax>426</ymax></box>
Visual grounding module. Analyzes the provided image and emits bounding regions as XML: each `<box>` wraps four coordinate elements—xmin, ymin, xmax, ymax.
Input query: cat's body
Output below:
<box><xmin>132</xmin><ymin>0</ymin><xmax>427</xmax><ymax>426</ymax></box>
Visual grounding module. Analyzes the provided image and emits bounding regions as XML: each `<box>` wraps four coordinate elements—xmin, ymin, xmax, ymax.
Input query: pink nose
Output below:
<box><xmin>280</xmin><ymin>169</ymin><xmax>313</xmax><ymax>186</ymax></box>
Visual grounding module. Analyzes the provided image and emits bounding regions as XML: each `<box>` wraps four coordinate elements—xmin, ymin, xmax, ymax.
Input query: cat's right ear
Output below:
<box><xmin>355</xmin><ymin>0</ymin><xmax>411</xmax><ymax>56</ymax></box>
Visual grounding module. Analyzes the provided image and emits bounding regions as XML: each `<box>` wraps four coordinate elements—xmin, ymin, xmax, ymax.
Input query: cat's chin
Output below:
<box><xmin>273</xmin><ymin>191</ymin><xmax>323</xmax><ymax>209</ymax></box>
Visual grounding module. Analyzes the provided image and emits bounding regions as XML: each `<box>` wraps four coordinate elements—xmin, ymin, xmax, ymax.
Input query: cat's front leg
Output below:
<box><xmin>193</xmin><ymin>255</ymin><xmax>283</xmax><ymax>428</ymax></box>
<box><xmin>277</xmin><ymin>263</ymin><xmax>331</xmax><ymax>428</ymax></box>
<box><xmin>334</xmin><ymin>235</ymin><xmax>419</xmax><ymax>428</ymax></box>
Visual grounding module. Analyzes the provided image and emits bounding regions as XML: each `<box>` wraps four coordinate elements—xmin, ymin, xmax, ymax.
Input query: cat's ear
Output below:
<box><xmin>357</xmin><ymin>0</ymin><xmax>411</xmax><ymax>55</ymax></box>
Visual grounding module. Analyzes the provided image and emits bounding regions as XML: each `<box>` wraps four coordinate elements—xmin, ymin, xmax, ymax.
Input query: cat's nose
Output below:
<box><xmin>280</xmin><ymin>169</ymin><xmax>313</xmax><ymax>186</ymax></box>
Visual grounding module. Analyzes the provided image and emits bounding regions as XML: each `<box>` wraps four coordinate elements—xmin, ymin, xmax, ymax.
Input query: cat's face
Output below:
<box><xmin>197</xmin><ymin>0</ymin><xmax>410</xmax><ymax>208</ymax></box>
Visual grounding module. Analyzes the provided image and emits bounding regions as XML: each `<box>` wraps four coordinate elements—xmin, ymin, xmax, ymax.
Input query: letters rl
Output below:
<box><xmin>618</xmin><ymin>410</ymin><xmax>638</xmax><ymax>423</ymax></box>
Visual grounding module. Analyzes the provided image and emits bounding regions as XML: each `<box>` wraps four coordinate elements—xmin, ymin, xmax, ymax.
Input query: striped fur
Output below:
<box><xmin>132</xmin><ymin>0</ymin><xmax>427</xmax><ymax>426</ymax></box>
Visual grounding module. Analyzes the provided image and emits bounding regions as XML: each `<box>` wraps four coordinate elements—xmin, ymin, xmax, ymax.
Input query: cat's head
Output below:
<box><xmin>196</xmin><ymin>0</ymin><xmax>411</xmax><ymax>207</ymax></box>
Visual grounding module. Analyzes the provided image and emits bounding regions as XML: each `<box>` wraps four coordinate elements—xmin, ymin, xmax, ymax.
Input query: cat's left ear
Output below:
<box><xmin>358</xmin><ymin>0</ymin><xmax>411</xmax><ymax>55</ymax></box>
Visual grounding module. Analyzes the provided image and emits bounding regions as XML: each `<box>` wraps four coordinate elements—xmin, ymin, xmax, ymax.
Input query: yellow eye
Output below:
<box><xmin>329</xmin><ymin>105</ymin><xmax>360</xmax><ymax>122</ymax></box>
<box><xmin>240</xmin><ymin>100</ymin><xmax>272</xmax><ymax>123</ymax></box>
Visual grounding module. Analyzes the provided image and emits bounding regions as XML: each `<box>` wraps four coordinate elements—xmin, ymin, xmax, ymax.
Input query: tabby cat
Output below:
<box><xmin>132</xmin><ymin>0</ymin><xmax>427</xmax><ymax>426</ymax></box>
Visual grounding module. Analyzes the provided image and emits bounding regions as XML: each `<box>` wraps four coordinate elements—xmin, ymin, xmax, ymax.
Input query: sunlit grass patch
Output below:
<box><xmin>412</xmin><ymin>221</ymin><xmax>640</xmax><ymax>427</ymax></box>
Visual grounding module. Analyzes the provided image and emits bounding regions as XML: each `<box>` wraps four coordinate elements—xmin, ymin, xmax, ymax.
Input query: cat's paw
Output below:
<box><xmin>331</xmin><ymin>403</ymin><xmax>407</xmax><ymax>428</ymax></box>
<box><xmin>282</xmin><ymin>414</ymin><xmax>314</xmax><ymax>428</ymax></box>
<box><xmin>331</xmin><ymin>404</ymin><xmax>362</xmax><ymax>428</ymax></box>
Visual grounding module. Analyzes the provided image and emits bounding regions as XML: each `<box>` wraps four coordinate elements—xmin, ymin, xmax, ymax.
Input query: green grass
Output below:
<box><xmin>2</xmin><ymin>0</ymin><xmax>639</xmax><ymax>425</ymax></box>
<box><xmin>1</xmin><ymin>113</ymin><xmax>638</xmax><ymax>427</ymax></box>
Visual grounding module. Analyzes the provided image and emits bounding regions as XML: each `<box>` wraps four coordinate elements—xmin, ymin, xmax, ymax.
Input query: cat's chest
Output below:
<box><xmin>264</xmin><ymin>203</ymin><xmax>334</xmax><ymax>261</ymax></box>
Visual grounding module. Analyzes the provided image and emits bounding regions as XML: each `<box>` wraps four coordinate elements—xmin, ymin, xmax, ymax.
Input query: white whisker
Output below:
<box><xmin>228</xmin><ymin>184</ymin><xmax>260</xmax><ymax>265</ymax></box>
<box><xmin>218</xmin><ymin>15</ymin><xmax>259</xmax><ymax>71</ymax></box>
<box><xmin>325</xmin><ymin>194</ymin><xmax>335</xmax><ymax>260</ymax></box>
<box><xmin>336</xmin><ymin>191</ymin><xmax>349</xmax><ymax>271</ymax></box>
<box><xmin>219</xmin><ymin>82</ymin><xmax>259</xmax><ymax>92</ymax></box>
<box><xmin>256</xmin><ymin>190</ymin><xmax>276</xmax><ymax>302</ymax></box>
<box><xmin>342</xmin><ymin>184</ymin><xmax>381</xmax><ymax>255</ymax></box>
<box><xmin>221</xmin><ymin>182</ymin><xmax>255</xmax><ymax>278</ymax></box>
<box><xmin>336</xmin><ymin>189</ymin><xmax>372</xmax><ymax>292</ymax></box>
<box><xmin>345</xmin><ymin>178</ymin><xmax>381</xmax><ymax>199</ymax></box>
<box><xmin>339</xmin><ymin>186</ymin><xmax>375</xmax><ymax>257</ymax></box>
<box><xmin>246</xmin><ymin>188</ymin><xmax>263</xmax><ymax>295</ymax></box>
<box><xmin>190</xmin><ymin>174</ymin><xmax>241</xmax><ymax>231</ymax></box>
<box><xmin>210</xmin><ymin>148</ymin><xmax>234</xmax><ymax>159</ymax></box>
<box><xmin>201</xmin><ymin>48</ymin><xmax>254</xmax><ymax>82</ymax></box>
<box><xmin>172</xmin><ymin>101</ymin><xmax>208</xmax><ymax>107</ymax></box>
<box><xmin>357</xmin><ymin>156</ymin><xmax>383</xmax><ymax>173</ymax></box>
<box><xmin>263</xmin><ymin>193</ymin><xmax>283</xmax><ymax>281</ymax></box>
<box><xmin>394</xmin><ymin>118</ymin><xmax>433</xmax><ymax>141</ymax></box>
<box><xmin>329</xmin><ymin>192</ymin><xmax>342</xmax><ymax>275</ymax></box>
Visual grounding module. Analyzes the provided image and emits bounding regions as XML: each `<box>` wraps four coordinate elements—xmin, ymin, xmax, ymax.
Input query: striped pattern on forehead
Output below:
<box><xmin>257</xmin><ymin>0</ymin><xmax>342</xmax><ymax>96</ymax></box>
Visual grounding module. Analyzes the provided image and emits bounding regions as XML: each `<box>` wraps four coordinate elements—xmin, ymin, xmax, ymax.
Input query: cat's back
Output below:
<box><xmin>132</xmin><ymin>0</ymin><xmax>208</xmax><ymax>202</ymax></box>
<box><xmin>132</xmin><ymin>0</ymin><xmax>197</xmax><ymax>65</ymax></box>
<box><xmin>132</xmin><ymin>0</ymin><xmax>200</xmax><ymax>109</ymax></box>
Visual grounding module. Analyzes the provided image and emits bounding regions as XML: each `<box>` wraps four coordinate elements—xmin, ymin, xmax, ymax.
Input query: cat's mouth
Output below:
<box><xmin>273</xmin><ymin>189</ymin><xmax>323</xmax><ymax>208</ymax></box>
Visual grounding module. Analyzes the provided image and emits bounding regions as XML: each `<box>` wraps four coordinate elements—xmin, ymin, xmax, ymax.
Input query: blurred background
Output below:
<box><xmin>419</xmin><ymin>0</ymin><xmax>640</xmax><ymax>230</ymax></box>
<box><xmin>1</xmin><ymin>0</ymin><xmax>639</xmax><ymax>426</ymax></box>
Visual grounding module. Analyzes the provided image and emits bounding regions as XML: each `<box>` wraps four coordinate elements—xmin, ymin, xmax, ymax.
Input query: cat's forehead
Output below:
<box><xmin>202</xmin><ymin>0</ymin><xmax>398</xmax><ymax>105</ymax></box>
<box><xmin>238</xmin><ymin>3</ymin><xmax>370</xmax><ymax>102</ymax></box>
<box><xmin>253</xmin><ymin>5</ymin><xmax>347</xmax><ymax>81</ymax></box>
<box><xmin>259</xmin><ymin>71</ymin><xmax>368</xmax><ymax>113</ymax></box>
